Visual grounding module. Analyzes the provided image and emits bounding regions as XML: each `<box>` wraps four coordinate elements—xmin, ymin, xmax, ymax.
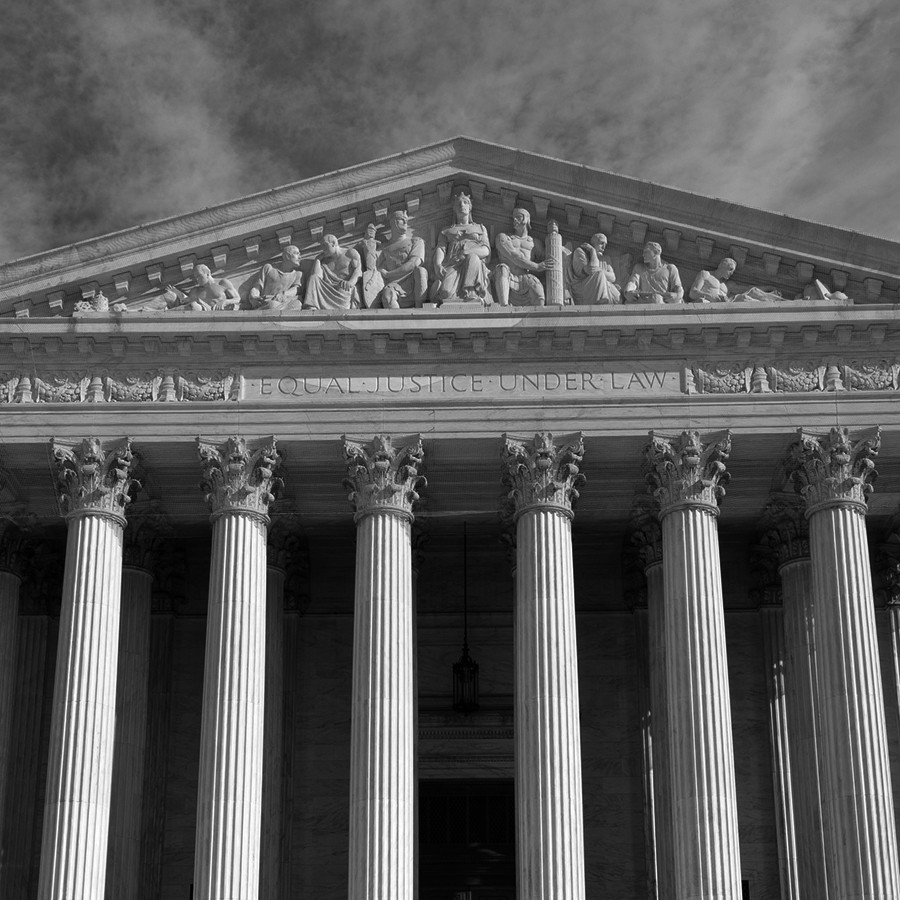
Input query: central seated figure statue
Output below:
<box><xmin>304</xmin><ymin>235</ymin><xmax>362</xmax><ymax>310</ymax></box>
<box><xmin>431</xmin><ymin>193</ymin><xmax>492</xmax><ymax>304</ymax></box>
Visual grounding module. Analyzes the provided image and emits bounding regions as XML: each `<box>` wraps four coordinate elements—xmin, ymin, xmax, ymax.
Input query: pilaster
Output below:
<box><xmin>643</xmin><ymin>430</ymin><xmax>742</xmax><ymax>900</ymax></box>
<box><xmin>786</xmin><ymin>427</ymin><xmax>900</xmax><ymax>897</ymax></box>
<box><xmin>501</xmin><ymin>431</ymin><xmax>586</xmax><ymax>900</ymax></box>
<box><xmin>38</xmin><ymin>437</ymin><xmax>137</xmax><ymax>900</ymax></box>
<box><xmin>193</xmin><ymin>436</ymin><xmax>281</xmax><ymax>900</ymax></box>
<box><xmin>344</xmin><ymin>434</ymin><xmax>424</xmax><ymax>900</ymax></box>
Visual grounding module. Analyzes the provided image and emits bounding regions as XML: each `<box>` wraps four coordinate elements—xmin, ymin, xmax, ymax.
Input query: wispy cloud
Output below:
<box><xmin>1</xmin><ymin>0</ymin><xmax>899</xmax><ymax>261</ymax></box>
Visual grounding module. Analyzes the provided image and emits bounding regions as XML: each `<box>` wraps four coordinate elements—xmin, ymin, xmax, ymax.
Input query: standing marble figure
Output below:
<box><xmin>431</xmin><ymin>193</ymin><xmax>492</xmax><ymax>304</ymax></box>
<box><xmin>304</xmin><ymin>235</ymin><xmax>362</xmax><ymax>310</ymax></box>
<box><xmin>494</xmin><ymin>208</ymin><xmax>554</xmax><ymax>307</ymax></box>
<box><xmin>623</xmin><ymin>242</ymin><xmax>684</xmax><ymax>304</ymax></box>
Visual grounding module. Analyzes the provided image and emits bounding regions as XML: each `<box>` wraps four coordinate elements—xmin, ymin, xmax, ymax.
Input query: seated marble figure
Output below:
<box><xmin>304</xmin><ymin>234</ymin><xmax>362</xmax><ymax>310</ymax></box>
<box><xmin>431</xmin><ymin>192</ymin><xmax>492</xmax><ymax>304</ymax></box>
<box><xmin>689</xmin><ymin>258</ymin><xmax>737</xmax><ymax>303</ymax></box>
<box><xmin>247</xmin><ymin>245</ymin><xmax>304</xmax><ymax>311</ymax></box>
<box><xmin>367</xmin><ymin>210</ymin><xmax>428</xmax><ymax>309</ymax></box>
<box><xmin>494</xmin><ymin>208</ymin><xmax>554</xmax><ymax>307</ymax></box>
<box><xmin>623</xmin><ymin>242</ymin><xmax>683</xmax><ymax>304</ymax></box>
<box><xmin>165</xmin><ymin>264</ymin><xmax>240</xmax><ymax>311</ymax></box>
<box><xmin>565</xmin><ymin>232</ymin><xmax>621</xmax><ymax>304</ymax></box>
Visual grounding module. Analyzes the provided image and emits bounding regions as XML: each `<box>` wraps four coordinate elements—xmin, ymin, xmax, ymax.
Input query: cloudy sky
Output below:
<box><xmin>1</xmin><ymin>0</ymin><xmax>897</xmax><ymax>262</ymax></box>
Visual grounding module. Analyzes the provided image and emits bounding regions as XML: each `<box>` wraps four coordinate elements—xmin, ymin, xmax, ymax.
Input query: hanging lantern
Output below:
<box><xmin>453</xmin><ymin>522</ymin><xmax>479</xmax><ymax>714</ymax></box>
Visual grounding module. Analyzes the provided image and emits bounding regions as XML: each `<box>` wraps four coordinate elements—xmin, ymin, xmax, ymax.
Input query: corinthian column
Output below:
<box><xmin>787</xmin><ymin>427</ymin><xmax>900</xmax><ymax>896</ymax></box>
<box><xmin>37</xmin><ymin>437</ymin><xmax>138</xmax><ymax>900</ymax></box>
<box><xmin>194</xmin><ymin>436</ymin><xmax>281</xmax><ymax>900</ymax></box>
<box><xmin>501</xmin><ymin>432</ymin><xmax>586</xmax><ymax>900</ymax></box>
<box><xmin>632</xmin><ymin>512</ymin><xmax>674</xmax><ymax>900</ymax></box>
<box><xmin>762</xmin><ymin>496</ymin><xmax>828</xmax><ymax>899</ymax></box>
<box><xmin>343</xmin><ymin>434</ymin><xmax>424</xmax><ymax>900</ymax></box>
<box><xmin>643</xmin><ymin>430</ymin><xmax>742</xmax><ymax>899</ymax></box>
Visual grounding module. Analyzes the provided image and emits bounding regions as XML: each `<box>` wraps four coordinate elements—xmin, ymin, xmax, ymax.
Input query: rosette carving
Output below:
<box><xmin>786</xmin><ymin>426</ymin><xmax>880</xmax><ymax>515</ymax></box>
<box><xmin>51</xmin><ymin>437</ymin><xmax>139</xmax><ymax>523</ymax></box>
<box><xmin>197</xmin><ymin>436</ymin><xmax>282</xmax><ymax>521</ymax></box>
<box><xmin>343</xmin><ymin>434</ymin><xmax>425</xmax><ymax>521</ymax></box>
<box><xmin>500</xmin><ymin>432</ymin><xmax>585</xmax><ymax>520</ymax></box>
<box><xmin>643</xmin><ymin>430</ymin><xmax>731</xmax><ymax>516</ymax></box>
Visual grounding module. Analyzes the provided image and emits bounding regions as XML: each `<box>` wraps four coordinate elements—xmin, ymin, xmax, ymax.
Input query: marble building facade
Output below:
<box><xmin>1</xmin><ymin>138</ymin><xmax>900</xmax><ymax>899</ymax></box>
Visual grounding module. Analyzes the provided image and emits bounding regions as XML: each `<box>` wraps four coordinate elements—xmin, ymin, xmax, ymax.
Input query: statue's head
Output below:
<box><xmin>391</xmin><ymin>209</ymin><xmax>410</xmax><ymax>232</ymax></box>
<box><xmin>512</xmin><ymin>208</ymin><xmax>531</xmax><ymax>233</ymax></box>
<box><xmin>282</xmin><ymin>245</ymin><xmax>301</xmax><ymax>267</ymax></box>
<box><xmin>590</xmin><ymin>233</ymin><xmax>608</xmax><ymax>254</ymax></box>
<box><xmin>642</xmin><ymin>242</ymin><xmax>662</xmax><ymax>266</ymax></box>
<box><xmin>718</xmin><ymin>257</ymin><xmax>737</xmax><ymax>279</ymax></box>
<box><xmin>452</xmin><ymin>192</ymin><xmax>472</xmax><ymax>220</ymax></box>
<box><xmin>323</xmin><ymin>234</ymin><xmax>340</xmax><ymax>255</ymax></box>
<box><xmin>193</xmin><ymin>264</ymin><xmax>212</xmax><ymax>285</ymax></box>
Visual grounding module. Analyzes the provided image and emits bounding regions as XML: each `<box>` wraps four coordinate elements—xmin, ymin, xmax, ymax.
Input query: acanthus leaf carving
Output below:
<box><xmin>629</xmin><ymin>502</ymin><xmax>662</xmax><ymax>570</ymax></box>
<box><xmin>123</xmin><ymin>501</ymin><xmax>173</xmax><ymax>571</ymax></box>
<box><xmin>197</xmin><ymin>435</ymin><xmax>282</xmax><ymax>521</ymax></box>
<box><xmin>499</xmin><ymin>432</ymin><xmax>585</xmax><ymax>521</ymax></box>
<box><xmin>643</xmin><ymin>429</ymin><xmax>731</xmax><ymax>516</ymax></box>
<box><xmin>51</xmin><ymin>436</ymin><xmax>139</xmax><ymax>523</ymax></box>
<box><xmin>786</xmin><ymin>426</ymin><xmax>880</xmax><ymax>514</ymax></box>
<box><xmin>342</xmin><ymin>434</ymin><xmax>426</xmax><ymax>522</ymax></box>
<box><xmin>758</xmin><ymin>493</ymin><xmax>810</xmax><ymax>567</ymax></box>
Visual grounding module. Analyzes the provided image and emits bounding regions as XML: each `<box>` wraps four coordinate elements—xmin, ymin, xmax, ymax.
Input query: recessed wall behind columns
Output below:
<box><xmin>876</xmin><ymin>611</ymin><xmax>900</xmax><ymax>836</ymax></box>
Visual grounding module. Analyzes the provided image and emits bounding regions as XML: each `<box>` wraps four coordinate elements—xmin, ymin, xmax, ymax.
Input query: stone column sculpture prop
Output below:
<box><xmin>343</xmin><ymin>434</ymin><xmax>425</xmax><ymax>900</ymax></box>
<box><xmin>194</xmin><ymin>436</ymin><xmax>281</xmax><ymax>900</ymax></box>
<box><xmin>37</xmin><ymin>437</ymin><xmax>138</xmax><ymax>900</ymax></box>
<box><xmin>545</xmin><ymin>220</ymin><xmax>565</xmax><ymax>305</ymax></box>
<box><xmin>632</xmin><ymin>511</ymin><xmax>674</xmax><ymax>900</ymax></box>
<box><xmin>763</xmin><ymin>495</ymin><xmax>828</xmax><ymax>898</ymax></box>
<box><xmin>643</xmin><ymin>430</ymin><xmax>742</xmax><ymax>899</ymax></box>
<box><xmin>501</xmin><ymin>432</ymin><xmax>586</xmax><ymax>900</ymax></box>
<box><xmin>786</xmin><ymin>427</ymin><xmax>900</xmax><ymax>896</ymax></box>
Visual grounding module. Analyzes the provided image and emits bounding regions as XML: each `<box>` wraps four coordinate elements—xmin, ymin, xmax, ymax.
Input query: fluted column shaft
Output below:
<box><xmin>193</xmin><ymin>510</ymin><xmax>268</xmax><ymax>898</ymax></box>
<box><xmin>0</xmin><ymin>568</ymin><xmax>22</xmax><ymax>858</ymax></box>
<box><xmin>515</xmin><ymin>508</ymin><xmax>586</xmax><ymax>900</ymax></box>
<box><xmin>38</xmin><ymin>512</ymin><xmax>125</xmax><ymax>900</ymax></box>
<box><xmin>808</xmin><ymin>505</ymin><xmax>899</xmax><ymax>895</ymax></box>
<box><xmin>781</xmin><ymin>558</ymin><xmax>828</xmax><ymax>898</ymax></box>
<box><xmin>633</xmin><ymin>605</ymin><xmax>657</xmax><ymax>899</ymax></box>
<box><xmin>349</xmin><ymin>510</ymin><xmax>415</xmax><ymax>900</ymax></box>
<box><xmin>646</xmin><ymin>561</ymin><xmax>675</xmax><ymax>900</ymax></box>
<box><xmin>194</xmin><ymin>435</ymin><xmax>280</xmax><ymax>900</ymax></box>
<box><xmin>759</xmin><ymin>603</ymin><xmax>799</xmax><ymax>899</ymax></box>
<box><xmin>661</xmin><ymin>506</ymin><xmax>741</xmax><ymax>898</ymax></box>
<box><xmin>260</xmin><ymin>566</ymin><xmax>285</xmax><ymax>900</ymax></box>
<box><xmin>106</xmin><ymin>566</ymin><xmax>152</xmax><ymax>900</ymax></box>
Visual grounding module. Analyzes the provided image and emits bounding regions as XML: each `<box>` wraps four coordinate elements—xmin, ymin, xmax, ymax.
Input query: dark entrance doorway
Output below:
<box><xmin>419</xmin><ymin>779</ymin><xmax>515</xmax><ymax>900</ymax></box>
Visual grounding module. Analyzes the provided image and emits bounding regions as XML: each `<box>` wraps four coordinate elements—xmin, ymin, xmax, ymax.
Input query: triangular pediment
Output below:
<box><xmin>1</xmin><ymin>136</ymin><xmax>898</xmax><ymax>316</ymax></box>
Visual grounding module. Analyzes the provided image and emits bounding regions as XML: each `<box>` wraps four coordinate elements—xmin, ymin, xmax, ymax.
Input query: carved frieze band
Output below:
<box><xmin>0</xmin><ymin>371</ymin><xmax>239</xmax><ymax>403</ymax></box>
<box><xmin>643</xmin><ymin>430</ymin><xmax>731</xmax><ymax>516</ymax></box>
<box><xmin>343</xmin><ymin>434</ymin><xmax>426</xmax><ymax>522</ymax></box>
<box><xmin>51</xmin><ymin>436</ymin><xmax>139</xmax><ymax>524</ymax></box>
<box><xmin>197</xmin><ymin>436</ymin><xmax>282</xmax><ymax>521</ymax></box>
<box><xmin>687</xmin><ymin>361</ymin><xmax>900</xmax><ymax>395</ymax></box>
<box><xmin>499</xmin><ymin>431</ymin><xmax>585</xmax><ymax>520</ymax></box>
<box><xmin>785</xmin><ymin>426</ymin><xmax>880</xmax><ymax>515</ymax></box>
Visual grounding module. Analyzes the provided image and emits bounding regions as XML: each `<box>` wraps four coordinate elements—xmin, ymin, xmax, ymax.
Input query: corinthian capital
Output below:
<box><xmin>123</xmin><ymin>501</ymin><xmax>172</xmax><ymax>572</ymax></box>
<box><xmin>0</xmin><ymin>518</ymin><xmax>29</xmax><ymax>577</ymax></box>
<box><xmin>630</xmin><ymin>504</ymin><xmax>662</xmax><ymax>570</ymax></box>
<box><xmin>643</xmin><ymin>430</ymin><xmax>731</xmax><ymax>516</ymax></box>
<box><xmin>500</xmin><ymin>432</ymin><xmax>585</xmax><ymax>520</ymax></box>
<box><xmin>758</xmin><ymin>493</ymin><xmax>809</xmax><ymax>566</ymax></box>
<box><xmin>787</xmin><ymin>426</ymin><xmax>880</xmax><ymax>515</ymax></box>
<box><xmin>343</xmin><ymin>434</ymin><xmax>425</xmax><ymax>521</ymax></box>
<box><xmin>51</xmin><ymin>437</ymin><xmax>138</xmax><ymax>524</ymax></box>
<box><xmin>197</xmin><ymin>436</ymin><xmax>281</xmax><ymax>521</ymax></box>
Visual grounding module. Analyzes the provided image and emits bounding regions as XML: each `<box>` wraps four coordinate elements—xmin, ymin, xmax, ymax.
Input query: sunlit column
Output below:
<box><xmin>501</xmin><ymin>432</ymin><xmax>586</xmax><ymax>900</ymax></box>
<box><xmin>643</xmin><ymin>430</ymin><xmax>742</xmax><ymax>899</ymax></box>
<box><xmin>344</xmin><ymin>434</ymin><xmax>424</xmax><ymax>900</ymax></box>
<box><xmin>37</xmin><ymin>437</ymin><xmax>137</xmax><ymax>900</ymax></box>
<box><xmin>193</xmin><ymin>436</ymin><xmax>281</xmax><ymax>900</ymax></box>
<box><xmin>787</xmin><ymin>427</ymin><xmax>900</xmax><ymax>897</ymax></box>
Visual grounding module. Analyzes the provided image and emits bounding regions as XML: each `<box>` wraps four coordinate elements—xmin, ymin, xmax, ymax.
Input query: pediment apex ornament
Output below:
<box><xmin>500</xmin><ymin>431</ymin><xmax>585</xmax><ymax>521</ymax></box>
<box><xmin>197</xmin><ymin>435</ymin><xmax>282</xmax><ymax>522</ymax></box>
<box><xmin>342</xmin><ymin>434</ymin><xmax>426</xmax><ymax>522</ymax></box>
<box><xmin>758</xmin><ymin>493</ymin><xmax>810</xmax><ymax>566</ymax></box>
<box><xmin>51</xmin><ymin>436</ymin><xmax>139</xmax><ymax>524</ymax></box>
<box><xmin>643</xmin><ymin>429</ymin><xmax>731</xmax><ymax>517</ymax></box>
<box><xmin>787</xmin><ymin>426</ymin><xmax>880</xmax><ymax>516</ymax></box>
